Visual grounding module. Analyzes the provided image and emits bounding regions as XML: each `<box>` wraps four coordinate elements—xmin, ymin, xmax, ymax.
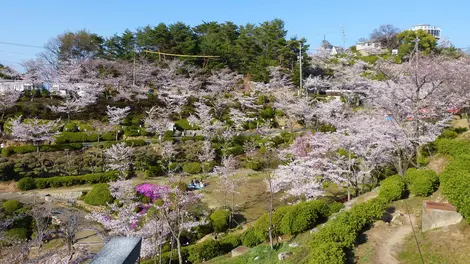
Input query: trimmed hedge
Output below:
<box><xmin>210</xmin><ymin>209</ymin><xmax>231</xmax><ymax>233</ymax></box>
<box><xmin>405</xmin><ymin>168</ymin><xmax>439</xmax><ymax>197</ymax></box>
<box><xmin>440</xmin><ymin>153</ymin><xmax>470</xmax><ymax>220</ymax></box>
<box><xmin>83</xmin><ymin>183</ymin><xmax>114</xmax><ymax>206</ymax></box>
<box><xmin>1</xmin><ymin>143</ymin><xmax>83</xmax><ymax>157</ymax></box>
<box><xmin>183</xmin><ymin>162</ymin><xmax>202</xmax><ymax>174</ymax></box>
<box><xmin>435</xmin><ymin>138</ymin><xmax>470</xmax><ymax>157</ymax></box>
<box><xmin>280</xmin><ymin>200</ymin><xmax>330</xmax><ymax>235</ymax></box>
<box><xmin>308</xmin><ymin>198</ymin><xmax>389</xmax><ymax>263</ymax></box>
<box><xmin>378</xmin><ymin>175</ymin><xmax>406</xmax><ymax>202</ymax></box>
<box><xmin>17</xmin><ymin>177</ymin><xmax>36</xmax><ymax>191</ymax></box>
<box><xmin>241</xmin><ymin>227</ymin><xmax>263</xmax><ymax>247</ymax></box>
<box><xmin>17</xmin><ymin>172</ymin><xmax>118</xmax><ymax>190</ymax></box>
<box><xmin>55</xmin><ymin>131</ymin><xmax>115</xmax><ymax>144</ymax></box>
<box><xmin>188</xmin><ymin>240</ymin><xmax>222</xmax><ymax>263</ymax></box>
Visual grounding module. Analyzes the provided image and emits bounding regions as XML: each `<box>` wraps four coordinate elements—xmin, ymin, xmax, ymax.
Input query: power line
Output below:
<box><xmin>0</xmin><ymin>41</ymin><xmax>44</xmax><ymax>49</ymax></box>
<box><xmin>0</xmin><ymin>50</ymin><xmax>36</xmax><ymax>56</ymax></box>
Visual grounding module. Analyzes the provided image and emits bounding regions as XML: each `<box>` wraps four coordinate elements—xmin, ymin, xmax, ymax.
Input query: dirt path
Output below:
<box><xmin>364</xmin><ymin>214</ymin><xmax>417</xmax><ymax>264</ymax></box>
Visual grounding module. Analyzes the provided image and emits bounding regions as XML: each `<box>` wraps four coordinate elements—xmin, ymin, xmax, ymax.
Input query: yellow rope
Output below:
<box><xmin>143</xmin><ymin>50</ymin><xmax>220</xmax><ymax>58</ymax></box>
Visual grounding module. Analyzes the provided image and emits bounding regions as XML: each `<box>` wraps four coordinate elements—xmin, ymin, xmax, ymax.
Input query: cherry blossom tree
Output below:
<box><xmin>49</xmin><ymin>89</ymin><xmax>98</xmax><ymax>121</ymax></box>
<box><xmin>198</xmin><ymin>140</ymin><xmax>215</xmax><ymax>174</ymax></box>
<box><xmin>106</xmin><ymin>105</ymin><xmax>131</xmax><ymax>140</ymax></box>
<box><xmin>155</xmin><ymin>183</ymin><xmax>205</xmax><ymax>264</ymax></box>
<box><xmin>144</xmin><ymin>106</ymin><xmax>173</xmax><ymax>143</ymax></box>
<box><xmin>213</xmin><ymin>155</ymin><xmax>242</xmax><ymax>225</ymax></box>
<box><xmin>0</xmin><ymin>89</ymin><xmax>21</xmax><ymax>121</ymax></box>
<box><xmin>272</xmin><ymin>132</ymin><xmax>348</xmax><ymax>200</ymax></box>
<box><xmin>368</xmin><ymin>55</ymin><xmax>470</xmax><ymax>172</ymax></box>
<box><xmin>10</xmin><ymin>116</ymin><xmax>61</xmax><ymax>152</ymax></box>
<box><xmin>104</xmin><ymin>142</ymin><xmax>134</xmax><ymax>179</ymax></box>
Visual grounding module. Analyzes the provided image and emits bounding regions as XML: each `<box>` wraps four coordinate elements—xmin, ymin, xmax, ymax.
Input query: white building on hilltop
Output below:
<box><xmin>411</xmin><ymin>24</ymin><xmax>441</xmax><ymax>39</ymax></box>
<box><xmin>0</xmin><ymin>81</ymin><xmax>34</xmax><ymax>94</ymax></box>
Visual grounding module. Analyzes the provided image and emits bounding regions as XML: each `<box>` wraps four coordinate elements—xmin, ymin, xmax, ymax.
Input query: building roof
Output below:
<box><xmin>91</xmin><ymin>237</ymin><xmax>142</xmax><ymax>264</ymax></box>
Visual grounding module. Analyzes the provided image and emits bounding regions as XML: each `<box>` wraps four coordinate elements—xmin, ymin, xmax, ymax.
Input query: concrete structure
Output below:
<box><xmin>356</xmin><ymin>41</ymin><xmax>381</xmax><ymax>51</ymax></box>
<box><xmin>411</xmin><ymin>24</ymin><xmax>441</xmax><ymax>39</ymax></box>
<box><xmin>330</xmin><ymin>46</ymin><xmax>344</xmax><ymax>56</ymax></box>
<box><xmin>0</xmin><ymin>81</ymin><xmax>34</xmax><ymax>94</ymax></box>
<box><xmin>91</xmin><ymin>237</ymin><xmax>142</xmax><ymax>264</ymax></box>
<box><xmin>422</xmin><ymin>201</ymin><xmax>463</xmax><ymax>232</ymax></box>
<box><xmin>231</xmin><ymin>246</ymin><xmax>249</xmax><ymax>257</ymax></box>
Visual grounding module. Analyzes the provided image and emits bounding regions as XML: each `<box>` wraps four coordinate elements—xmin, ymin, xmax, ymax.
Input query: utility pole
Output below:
<box><xmin>299</xmin><ymin>42</ymin><xmax>303</xmax><ymax>97</ymax></box>
<box><xmin>341</xmin><ymin>25</ymin><xmax>346</xmax><ymax>50</ymax></box>
<box><xmin>132</xmin><ymin>43</ymin><xmax>136</xmax><ymax>87</ymax></box>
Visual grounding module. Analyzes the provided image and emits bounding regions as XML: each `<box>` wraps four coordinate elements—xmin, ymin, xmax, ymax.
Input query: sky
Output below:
<box><xmin>1</xmin><ymin>0</ymin><xmax>469</xmax><ymax>71</ymax></box>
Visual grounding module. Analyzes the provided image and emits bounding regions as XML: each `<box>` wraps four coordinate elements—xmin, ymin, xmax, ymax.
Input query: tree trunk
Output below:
<box><xmin>269</xmin><ymin>190</ymin><xmax>274</xmax><ymax>250</ymax></box>
<box><xmin>177</xmin><ymin>237</ymin><xmax>182</xmax><ymax>264</ymax></box>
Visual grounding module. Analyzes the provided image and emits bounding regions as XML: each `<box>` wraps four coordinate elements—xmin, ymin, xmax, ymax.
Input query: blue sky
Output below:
<box><xmin>1</xmin><ymin>0</ymin><xmax>469</xmax><ymax>71</ymax></box>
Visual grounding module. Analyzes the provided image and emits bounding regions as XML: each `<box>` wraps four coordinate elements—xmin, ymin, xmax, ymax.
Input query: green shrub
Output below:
<box><xmin>55</xmin><ymin>132</ymin><xmax>99</xmax><ymax>143</ymax></box>
<box><xmin>201</xmin><ymin>162</ymin><xmax>215</xmax><ymax>173</ymax></box>
<box><xmin>83</xmin><ymin>183</ymin><xmax>114</xmax><ymax>206</ymax></box>
<box><xmin>219</xmin><ymin>233</ymin><xmax>242</xmax><ymax>252</ymax></box>
<box><xmin>328</xmin><ymin>201</ymin><xmax>345</xmax><ymax>215</ymax></box>
<box><xmin>245</xmin><ymin>160</ymin><xmax>262</xmax><ymax>171</ymax></box>
<box><xmin>280</xmin><ymin>200</ymin><xmax>329</xmax><ymax>235</ymax></box>
<box><xmin>435</xmin><ymin>138</ymin><xmax>470</xmax><ymax>157</ymax></box>
<box><xmin>454</xmin><ymin>127</ymin><xmax>468</xmax><ymax>134</ymax></box>
<box><xmin>25</xmin><ymin>172</ymin><xmax>118</xmax><ymax>190</ymax></box>
<box><xmin>2</xmin><ymin>143</ymin><xmax>83</xmax><ymax>157</ymax></box>
<box><xmin>2</xmin><ymin>200</ymin><xmax>23</xmax><ymax>214</ymax></box>
<box><xmin>438</xmin><ymin>129</ymin><xmax>458</xmax><ymax>139</ymax></box>
<box><xmin>210</xmin><ymin>209</ymin><xmax>231</xmax><ymax>233</ymax></box>
<box><xmin>378</xmin><ymin>175</ymin><xmax>405</xmax><ymax>202</ymax></box>
<box><xmin>124</xmin><ymin>126</ymin><xmax>146</xmax><ymax>137</ymax></box>
<box><xmin>17</xmin><ymin>177</ymin><xmax>36</xmax><ymax>191</ymax></box>
<box><xmin>253</xmin><ymin>214</ymin><xmax>270</xmax><ymax>241</ymax></box>
<box><xmin>4</xmin><ymin>227</ymin><xmax>28</xmax><ymax>240</ymax></box>
<box><xmin>309</xmin><ymin>198</ymin><xmax>388</xmax><ymax>263</ymax></box>
<box><xmin>183</xmin><ymin>162</ymin><xmax>202</xmax><ymax>174</ymax></box>
<box><xmin>241</xmin><ymin>227</ymin><xmax>263</xmax><ymax>247</ymax></box>
<box><xmin>440</xmin><ymin>154</ymin><xmax>470</xmax><ymax>220</ymax></box>
<box><xmin>405</xmin><ymin>168</ymin><xmax>439</xmax><ymax>196</ymax></box>
<box><xmin>309</xmin><ymin>242</ymin><xmax>345</xmax><ymax>264</ymax></box>
<box><xmin>124</xmin><ymin>139</ymin><xmax>146</xmax><ymax>147</ymax></box>
<box><xmin>175</xmin><ymin>119</ymin><xmax>197</xmax><ymax>130</ymax></box>
<box><xmin>188</xmin><ymin>239</ymin><xmax>222</xmax><ymax>263</ymax></box>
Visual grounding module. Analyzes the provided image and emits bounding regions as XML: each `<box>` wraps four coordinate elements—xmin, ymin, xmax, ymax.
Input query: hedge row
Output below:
<box><xmin>440</xmin><ymin>152</ymin><xmax>470</xmax><ymax>221</ymax></box>
<box><xmin>93</xmin><ymin>139</ymin><xmax>147</xmax><ymax>148</ymax></box>
<box><xmin>55</xmin><ymin>132</ymin><xmax>115</xmax><ymax>144</ymax></box>
<box><xmin>16</xmin><ymin>172</ymin><xmax>118</xmax><ymax>190</ymax></box>
<box><xmin>2</xmin><ymin>143</ymin><xmax>83</xmax><ymax>156</ymax></box>
<box><xmin>308</xmin><ymin>198</ymin><xmax>389</xmax><ymax>264</ymax></box>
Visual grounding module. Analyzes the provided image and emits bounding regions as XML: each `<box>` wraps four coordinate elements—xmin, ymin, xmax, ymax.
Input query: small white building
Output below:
<box><xmin>330</xmin><ymin>46</ymin><xmax>344</xmax><ymax>56</ymax></box>
<box><xmin>0</xmin><ymin>81</ymin><xmax>34</xmax><ymax>94</ymax></box>
<box><xmin>51</xmin><ymin>83</ymin><xmax>90</xmax><ymax>97</ymax></box>
<box><xmin>411</xmin><ymin>24</ymin><xmax>441</xmax><ymax>39</ymax></box>
<box><xmin>356</xmin><ymin>41</ymin><xmax>382</xmax><ymax>51</ymax></box>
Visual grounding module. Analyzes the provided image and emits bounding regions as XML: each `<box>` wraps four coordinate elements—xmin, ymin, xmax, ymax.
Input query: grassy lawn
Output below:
<box><xmin>397</xmin><ymin>221</ymin><xmax>470</xmax><ymax>264</ymax></box>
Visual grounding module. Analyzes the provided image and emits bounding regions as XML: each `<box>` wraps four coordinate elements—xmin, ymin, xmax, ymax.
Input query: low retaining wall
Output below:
<box><xmin>422</xmin><ymin>201</ymin><xmax>463</xmax><ymax>232</ymax></box>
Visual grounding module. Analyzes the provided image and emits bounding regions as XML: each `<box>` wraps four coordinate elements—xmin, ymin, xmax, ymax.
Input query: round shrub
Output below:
<box><xmin>188</xmin><ymin>239</ymin><xmax>222</xmax><ymax>263</ymax></box>
<box><xmin>219</xmin><ymin>233</ymin><xmax>242</xmax><ymax>252</ymax></box>
<box><xmin>241</xmin><ymin>227</ymin><xmax>263</xmax><ymax>247</ymax></box>
<box><xmin>405</xmin><ymin>168</ymin><xmax>439</xmax><ymax>197</ymax></box>
<box><xmin>210</xmin><ymin>209</ymin><xmax>231</xmax><ymax>233</ymax></box>
<box><xmin>2</xmin><ymin>200</ymin><xmax>23</xmax><ymax>214</ymax></box>
<box><xmin>183</xmin><ymin>162</ymin><xmax>202</xmax><ymax>174</ymax></box>
<box><xmin>309</xmin><ymin>242</ymin><xmax>345</xmax><ymax>264</ymax></box>
<box><xmin>4</xmin><ymin>227</ymin><xmax>28</xmax><ymax>240</ymax></box>
<box><xmin>83</xmin><ymin>183</ymin><xmax>114</xmax><ymax>206</ymax></box>
<box><xmin>201</xmin><ymin>162</ymin><xmax>215</xmax><ymax>173</ymax></box>
<box><xmin>17</xmin><ymin>177</ymin><xmax>36</xmax><ymax>191</ymax></box>
<box><xmin>281</xmin><ymin>201</ymin><xmax>327</xmax><ymax>235</ymax></box>
<box><xmin>435</xmin><ymin>138</ymin><xmax>470</xmax><ymax>157</ymax></box>
<box><xmin>378</xmin><ymin>175</ymin><xmax>405</xmax><ymax>202</ymax></box>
